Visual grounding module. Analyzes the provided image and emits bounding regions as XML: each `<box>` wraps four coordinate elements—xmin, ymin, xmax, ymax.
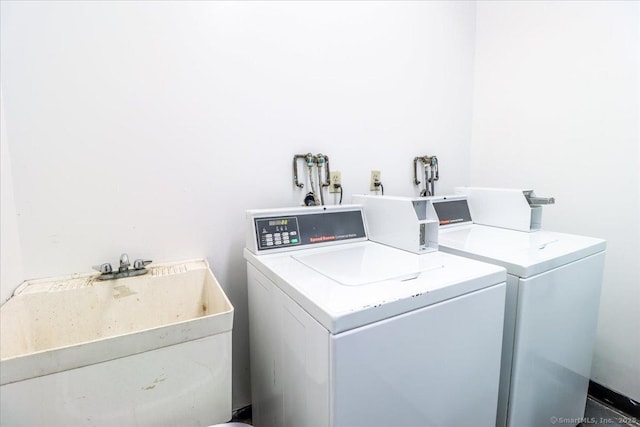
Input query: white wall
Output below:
<box><xmin>472</xmin><ymin>1</ymin><xmax>640</xmax><ymax>401</ymax></box>
<box><xmin>0</xmin><ymin>94</ymin><xmax>24</xmax><ymax>303</ymax></box>
<box><xmin>0</xmin><ymin>1</ymin><xmax>477</xmax><ymax>408</ymax></box>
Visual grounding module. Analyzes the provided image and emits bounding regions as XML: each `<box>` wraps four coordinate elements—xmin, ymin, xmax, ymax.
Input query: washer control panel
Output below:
<box><xmin>255</xmin><ymin>217</ymin><xmax>300</xmax><ymax>249</ymax></box>
<box><xmin>252</xmin><ymin>208</ymin><xmax>367</xmax><ymax>252</ymax></box>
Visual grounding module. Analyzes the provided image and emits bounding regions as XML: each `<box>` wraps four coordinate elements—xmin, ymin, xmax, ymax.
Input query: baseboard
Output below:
<box><xmin>589</xmin><ymin>381</ymin><xmax>640</xmax><ymax>418</ymax></box>
<box><xmin>231</xmin><ymin>388</ymin><xmax>638</xmax><ymax>423</ymax></box>
<box><xmin>231</xmin><ymin>405</ymin><xmax>253</xmax><ymax>422</ymax></box>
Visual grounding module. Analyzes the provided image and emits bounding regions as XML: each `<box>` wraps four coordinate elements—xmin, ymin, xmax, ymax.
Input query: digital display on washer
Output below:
<box><xmin>433</xmin><ymin>199</ymin><xmax>473</xmax><ymax>226</ymax></box>
<box><xmin>255</xmin><ymin>210</ymin><xmax>366</xmax><ymax>250</ymax></box>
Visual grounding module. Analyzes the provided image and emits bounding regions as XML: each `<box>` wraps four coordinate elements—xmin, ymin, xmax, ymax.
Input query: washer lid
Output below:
<box><xmin>245</xmin><ymin>241</ymin><xmax>506</xmax><ymax>334</ymax></box>
<box><xmin>438</xmin><ymin>225</ymin><xmax>606</xmax><ymax>278</ymax></box>
<box><xmin>293</xmin><ymin>244</ymin><xmax>444</xmax><ymax>286</ymax></box>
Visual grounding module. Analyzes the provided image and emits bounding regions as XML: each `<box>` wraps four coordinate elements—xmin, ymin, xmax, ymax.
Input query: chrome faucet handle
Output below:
<box><xmin>92</xmin><ymin>263</ymin><xmax>113</xmax><ymax>274</ymax></box>
<box><xmin>133</xmin><ymin>259</ymin><xmax>152</xmax><ymax>270</ymax></box>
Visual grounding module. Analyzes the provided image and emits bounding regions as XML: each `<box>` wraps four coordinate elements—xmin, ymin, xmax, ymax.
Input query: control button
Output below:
<box><xmin>274</xmin><ymin>233</ymin><xmax>281</xmax><ymax>238</ymax></box>
<box><xmin>266</xmin><ymin>234</ymin><xmax>273</xmax><ymax>238</ymax></box>
<box><xmin>282</xmin><ymin>232</ymin><xmax>289</xmax><ymax>237</ymax></box>
<box><xmin>266</xmin><ymin>242</ymin><xmax>274</xmax><ymax>246</ymax></box>
<box><xmin>291</xmin><ymin>238</ymin><xmax>299</xmax><ymax>243</ymax></box>
<box><xmin>275</xmin><ymin>241</ymin><xmax>282</xmax><ymax>245</ymax></box>
<box><xmin>290</xmin><ymin>231</ymin><xmax>298</xmax><ymax>236</ymax></box>
<box><xmin>283</xmin><ymin>240</ymin><xmax>290</xmax><ymax>244</ymax></box>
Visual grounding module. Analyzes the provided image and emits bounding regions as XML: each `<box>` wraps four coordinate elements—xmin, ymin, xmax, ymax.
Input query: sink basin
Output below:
<box><xmin>1</xmin><ymin>258</ymin><xmax>234</xmax><ymax>426</ymax></box>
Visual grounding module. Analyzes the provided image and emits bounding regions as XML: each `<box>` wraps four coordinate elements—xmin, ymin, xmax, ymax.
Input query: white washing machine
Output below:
<box><xmin>244</xmin><ymin>205</ymin><xmax>507</xmax><ymax>427</ymax></box>
<box><xmin>356</xmin><ymin>190</ymin><xmax>607</xmax><ymax>427</ymax></box>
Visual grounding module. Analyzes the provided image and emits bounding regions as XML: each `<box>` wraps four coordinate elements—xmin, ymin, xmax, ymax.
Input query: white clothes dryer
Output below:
<box><xmin>356</xmin><ymin>190</ymin><xmax>605</xmax><ymax>427</ymax></box>
<box><xmin>432</xmin><ymin>189</ymin><xmax>606</xmax><ymax>427</ymax></box>
<box><xmin>244</xmin><ymin>205</ymin><xmax>507</xmax><ymax>427</ymax></box>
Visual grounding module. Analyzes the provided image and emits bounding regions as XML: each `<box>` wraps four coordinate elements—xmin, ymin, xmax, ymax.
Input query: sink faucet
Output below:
<box><xmin>93</xmin><ymin>253</ymin><xmax>152</xmax><ymax>281</ymax></box>
<box><xmin>119</xmin><ymin>253</ymin><xmax>131</xmax><ymax>272</ymax></box>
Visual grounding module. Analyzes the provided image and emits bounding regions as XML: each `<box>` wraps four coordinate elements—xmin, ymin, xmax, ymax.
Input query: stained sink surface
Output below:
<box><xmin>0</xmin><ymin>258</ymin><xmax>233</xmax><ymax>385</ymax></box>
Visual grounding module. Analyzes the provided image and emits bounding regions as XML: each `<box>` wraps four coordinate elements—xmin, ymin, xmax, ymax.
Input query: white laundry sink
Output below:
<box><xmin>1</xmin><ymin>258</ymin><xmax>233</xmax><ymax>427</ymax></box>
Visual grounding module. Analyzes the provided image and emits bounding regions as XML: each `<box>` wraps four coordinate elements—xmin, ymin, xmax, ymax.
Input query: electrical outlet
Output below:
<box><xmin>370</xmin><ymin>170</ymin><xmax>381</xmax><ymax>191</ymax></box>
<box><xmin>329</xmin><ymin>171</ymin><xmax>342</xmax><ymax>193</ymax></box>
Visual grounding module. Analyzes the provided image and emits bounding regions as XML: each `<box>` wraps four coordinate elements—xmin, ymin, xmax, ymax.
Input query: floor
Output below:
<box><xmin>580</xmin><ymin>397</ymin><xmax>640</xmax><ymax>427</ymax></box>
<box><xmin>232</xmin><ymin>397</ymin><xmax>638</xmax><ymax>426</ymax></box>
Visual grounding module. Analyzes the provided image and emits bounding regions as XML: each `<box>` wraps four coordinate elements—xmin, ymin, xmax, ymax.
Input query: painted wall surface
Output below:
<box><xmin>1</xmin><ymin>95</ymin><xmax>24</xmax><ymax>303</ymax></box>
<box><xmin>471</xmin><ymin>1</ymin><xmax>640</xmax><ymax>400</ymax></box>
<box><xmin>0</xmin><ymin>1</ymin><xmax>477</xmax><ymax>407</ymax></box>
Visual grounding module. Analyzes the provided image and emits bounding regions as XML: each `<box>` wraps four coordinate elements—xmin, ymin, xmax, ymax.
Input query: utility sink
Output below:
<box><xmin>1</xmin><ymin>258</ymin><xmax>234</xmax><ymax>426</ymax></box>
